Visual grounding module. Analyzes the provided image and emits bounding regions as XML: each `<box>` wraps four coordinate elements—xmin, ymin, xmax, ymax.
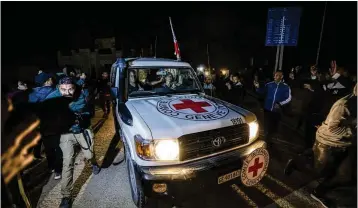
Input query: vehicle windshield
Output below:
<box><xmin>127</xmin><ymin>67</ymin><xmax>202</xmax><ymax>97</ymax></box>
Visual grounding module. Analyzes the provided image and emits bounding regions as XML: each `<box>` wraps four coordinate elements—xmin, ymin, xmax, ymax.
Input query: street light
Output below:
<box><xmin>220</xmin><ymin>68</ymin><xmax>229</xmax><ymax>76</ymax></box>
<box><xmin>197</xmin><ymin>65</ymin><xmax>205</xmax><ymax>72</ymax></box>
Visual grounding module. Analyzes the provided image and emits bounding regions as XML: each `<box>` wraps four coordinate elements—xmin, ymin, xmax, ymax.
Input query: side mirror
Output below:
<box><xmin>111</xmin><ymin>87</ymin><xmax>119</xmax><ymax>99</ymax></box>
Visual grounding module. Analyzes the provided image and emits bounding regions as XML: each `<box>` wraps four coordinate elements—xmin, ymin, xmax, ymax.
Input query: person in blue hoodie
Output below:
<box><xmin>44</xmin><ymin>77</ymin><xmax>100</xmax><ymax>208</ymax></box>
<box><xmin>29</xmin><ymin>72</ymin><xmax>56</xmax><ymax>103</ymax></box>
<box><xmin>254</xmin><ymin>70</ymin><xmax>292</xmax><ymax>147</ymax></box>
<box><xmin>29</xmin><ymin>73</ymin><xmax>57</xmax><ymax>160</ymax></box>
<box><xmin>76</xmin><ymin>72</ymin><xmax>96</xmax><ymax>117</ymax></box>
<box><xmin>29</xmin><ymin>72</ymin><xmax>65</xmax><ymax>180</ymax></box>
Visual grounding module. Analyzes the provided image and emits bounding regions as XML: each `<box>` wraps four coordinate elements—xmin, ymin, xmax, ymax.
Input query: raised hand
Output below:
<box><xmin>329</xmin><ymin>60</ymin><xmax>337</xmax><ymax>76</ymax></box>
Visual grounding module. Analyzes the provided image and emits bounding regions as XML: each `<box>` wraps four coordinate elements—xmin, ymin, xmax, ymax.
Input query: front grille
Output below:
<box><xmin>179</xmin><ymin>124</ymin><xmax>249</xmax><ymax>161</ymax></box>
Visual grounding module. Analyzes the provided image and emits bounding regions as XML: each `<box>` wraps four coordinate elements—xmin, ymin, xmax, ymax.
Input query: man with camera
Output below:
<box><xmin>45</xmin><ymin>77</ymin><xmax>101</xmax><ymax>208</ymax></box>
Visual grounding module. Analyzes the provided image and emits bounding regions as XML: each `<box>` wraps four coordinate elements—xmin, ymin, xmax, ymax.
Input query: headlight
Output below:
<box><xmin>248</xmin><ymin>121</ymin><xmax>259</xmax><ymax>142</ymax></box>
<box><xmin>154</xmin><ymin>140</ymin><xmax>179</xmax><ymax>161</ymax></box>
<box><xmin>134</xmin><ymin>135</ymin><xmax>179</xmax><ymax>161</ymax></box>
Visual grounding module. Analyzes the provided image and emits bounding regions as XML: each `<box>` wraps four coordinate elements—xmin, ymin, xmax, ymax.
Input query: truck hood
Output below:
<box><xmin>128</xmin><ymin>94</ymin><xmax>255</xmax><ymax>140</ymax></box>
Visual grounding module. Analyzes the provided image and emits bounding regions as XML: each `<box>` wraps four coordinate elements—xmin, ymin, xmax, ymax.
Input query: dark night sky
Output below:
<box><xmin>2</xmin><ymin>1</ymin><xmax>357</xmax><ymax>72</ymax></box>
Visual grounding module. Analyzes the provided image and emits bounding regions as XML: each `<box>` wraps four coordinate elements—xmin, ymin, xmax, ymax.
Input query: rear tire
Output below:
<box><xmin>125</xmin><ymin>142</ymin><xmax>146</xmax><ymax>208</ymax></box>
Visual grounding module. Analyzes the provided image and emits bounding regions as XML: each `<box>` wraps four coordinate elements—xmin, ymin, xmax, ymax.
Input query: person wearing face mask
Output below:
<box><xmin>254</xmin><ymin>70</ymin><xmax>292</xmax><ymax>148</ymax></box>
<box><xmin>44</xmin><ymin>77</ymin><xmax>101</xmax><ymax>208</ymax></box>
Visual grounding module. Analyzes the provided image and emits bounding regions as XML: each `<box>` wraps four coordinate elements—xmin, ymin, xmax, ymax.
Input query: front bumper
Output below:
<box><xmin>135</xmin><ymin>140</ymin><xmax>267</xmax><ymax>199</ymax></box>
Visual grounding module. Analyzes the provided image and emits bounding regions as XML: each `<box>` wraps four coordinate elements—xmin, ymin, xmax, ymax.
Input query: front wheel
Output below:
<box><xmin>125</xmin><ymin>144</ymin><xmax>147</xmax><ymax>208</ymax></box>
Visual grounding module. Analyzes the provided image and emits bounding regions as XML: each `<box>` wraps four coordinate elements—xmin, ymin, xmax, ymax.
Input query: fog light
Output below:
<box><xmin>152</xmin><ymin>183</ymin><xmax>167</xmax><ymax>193</ymax></box>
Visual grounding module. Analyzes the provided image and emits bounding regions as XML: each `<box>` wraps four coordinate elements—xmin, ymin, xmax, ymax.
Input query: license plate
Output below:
<box><xmin>218</xmin><ymin>169</ymin><xmax>241</xmax><ymax>184</ymax></box>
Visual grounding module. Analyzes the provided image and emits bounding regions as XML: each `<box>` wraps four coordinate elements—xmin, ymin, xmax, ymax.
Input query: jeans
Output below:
<box><xmin>59</xmin><ymin>131</ymin><xmax>96</xmax><ymax>198</ymax></box>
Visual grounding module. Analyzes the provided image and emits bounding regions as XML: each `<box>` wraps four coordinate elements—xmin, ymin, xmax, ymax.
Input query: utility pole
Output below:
<box><xmin>316</xmin><ymin>2</ymin><xmax>328</xmax><ymax>65</ymax></box>
<box><xmin>154</xmin><ymin>36</ymin><xmax>157</xmax><ymax>58</ymax></box>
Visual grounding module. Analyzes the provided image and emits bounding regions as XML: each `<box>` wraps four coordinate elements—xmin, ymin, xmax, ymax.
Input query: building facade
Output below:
<box><xmin>57</xmin><ymin>37</ymin><xmax>122</xmax><ymax>78</ymax></box>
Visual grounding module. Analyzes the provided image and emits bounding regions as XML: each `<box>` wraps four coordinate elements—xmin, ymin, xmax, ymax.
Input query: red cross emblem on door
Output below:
<box><xmin>248</xmin><ymin>157</ymin><xmax>264</xmax><ymax>177</ymax></box>
<box><xmin>172</xmin><ymin>99</ymin><xmax>211</xmax><ymax>113</ymax></box>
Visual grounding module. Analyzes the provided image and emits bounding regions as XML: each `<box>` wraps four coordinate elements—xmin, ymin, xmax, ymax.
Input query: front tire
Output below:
<box><xmin>125</xmin><ymin>143</ymin><xmax>146</xmax><ymax>208</ymax></box>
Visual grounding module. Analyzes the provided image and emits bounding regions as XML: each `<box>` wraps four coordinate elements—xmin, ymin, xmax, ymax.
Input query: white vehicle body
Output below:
<box><xmin>111</xmin><ymin>58</ymin><xmax>268</xmax><ymax>207</ymax></box>
<box><xmin>113</xmin><ymin>58</ymin><xmax>258</xmax><ymax>166</ymax></box>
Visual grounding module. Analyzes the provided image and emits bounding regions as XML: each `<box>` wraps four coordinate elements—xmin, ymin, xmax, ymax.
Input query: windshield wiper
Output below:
<box><xmin>167</xmin><ymin>88</ymin><xmax>202</xmax><ymax>94</ymax></box>
<box><xmin>129</xmin><ymin>91</ymin><xmax>159</xmax><ymax>97</ymax></box>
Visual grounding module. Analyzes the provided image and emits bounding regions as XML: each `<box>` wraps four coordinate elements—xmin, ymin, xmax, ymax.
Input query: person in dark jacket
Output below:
<box><xmin>300</xmin><ymin>66</ymin><xmax>327</xmax><ymax>149</ymax></box>
<box><xmin>325</xmin><ymin>61</ymin><xmax>351</xmax><ymax>99</ymax></box>
<box><xmin>96</xmin><ymin>71</ymin><xmax>112</xmax><ymax>117</ymax></box>
<box><xmin>7</xmin><ymin>81</ymin><xmax>30</xmax><ymax>107</ymax></box>
<box><xmin>255</xmin><ymin>70</ymin><xmax>292</xmax><ymax>147</ymax></box>
<box><xmin>45</xmin><ymin>77</ymin><xmax>101</xmax><ymax>208</ymax></box>
<box><xmin>77</xmin><ymin>73</ymin><xmax>96</xmax><ymax>117</ymax></box>
<box><xmin>226</xmin><ymin>73</ymin><xmax>245</xmax><ymax>106</ymax></box>
<box><xmin>29</xmin><ymin>72</ymin><xmax>63</xmax><ymax>178</ymax></box>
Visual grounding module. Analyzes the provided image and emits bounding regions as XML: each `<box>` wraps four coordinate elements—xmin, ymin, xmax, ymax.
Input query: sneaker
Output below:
<box><xmin>59</xmin><ymin>197</ymin><xmax>72</xmax><ymax>208</ymax></box>
<box><xmin>112</xmin><ymin>148</ymin><xmax>125</xmax><ymax>165</ymax></box>
<box><xmin>54</xmin><ymin>173</ymin><xmax>62</xmax><ymax>180</ymax></box>
<box><xmin>92</xmin><ymin>164</ymin><xmax>101</xmax><ymax>175</ymax></box>
<box><xmin>310</xmin><ymin>190</ymin><xmax>331</xmax><ymax>208</ymax></box>
<box><xmin>284</xmin><ymin>159</ymin><xmax>296</xmax><ymax>176</ymax></box>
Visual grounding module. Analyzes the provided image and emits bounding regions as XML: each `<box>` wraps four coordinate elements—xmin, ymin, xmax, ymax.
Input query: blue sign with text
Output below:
<box><xmin>265</xmin><ymin>7</ymin><xmax>302</xmax><ymax>46</ymax></box>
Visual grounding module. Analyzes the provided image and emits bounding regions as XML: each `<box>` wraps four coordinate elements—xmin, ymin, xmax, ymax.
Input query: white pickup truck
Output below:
<box><xmin>110</xmin><ymin>58</ymin><xmax>269</xmax><ymax>208</ymax></box>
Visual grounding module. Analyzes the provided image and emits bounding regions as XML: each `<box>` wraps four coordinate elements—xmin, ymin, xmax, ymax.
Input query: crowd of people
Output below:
<box><xmin>3</xmin><ymin>67</ymin><xmax>115</xmax><ymax>208</ymax></box>
<box><xmin>199</xmin><ymin>60</ymin><xmax>357</xmax><ymax>207</ymax></box>
<box><xmin>2</xmin><ymin>59</ymin><xmax>357</xmax><ymax>208</ymax></box>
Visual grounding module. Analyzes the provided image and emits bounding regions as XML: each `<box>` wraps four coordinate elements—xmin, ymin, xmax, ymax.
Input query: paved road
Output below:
<box><xmin>29</xmin><ymin>99</ymin><xmax>355</xmax><ymax>208</ymax></box>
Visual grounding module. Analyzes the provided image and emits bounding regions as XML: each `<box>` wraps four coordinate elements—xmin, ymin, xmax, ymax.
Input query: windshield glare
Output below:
<box><xmin>128</xmin><ymin>67</ymin><xmax>201</xmax><ymax>97</ymax></box>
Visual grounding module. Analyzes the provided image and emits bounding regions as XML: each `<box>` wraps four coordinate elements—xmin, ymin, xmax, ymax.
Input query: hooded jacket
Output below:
<box><xmin>28</xmin><ymin>86</ymin><xmax>55</xmax><ymax>103</ymax></box>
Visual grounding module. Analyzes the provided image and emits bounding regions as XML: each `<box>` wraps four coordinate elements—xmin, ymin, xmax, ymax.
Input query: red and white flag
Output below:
<box><xmin>169</xmin><ymin>17</ymin><xmax>181</xmax><ymax>60</ymax></box>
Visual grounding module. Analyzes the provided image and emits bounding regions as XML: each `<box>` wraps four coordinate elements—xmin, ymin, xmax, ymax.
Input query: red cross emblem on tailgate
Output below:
<box><xmin>248</xmin><ymin>158</ymin><xmax>263</xmax><ymax>177</ymax></box>
<box><xmin>172</xmin><ymin>99</ymin><xmax>211</xmax><ymax>113</ymax></box>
